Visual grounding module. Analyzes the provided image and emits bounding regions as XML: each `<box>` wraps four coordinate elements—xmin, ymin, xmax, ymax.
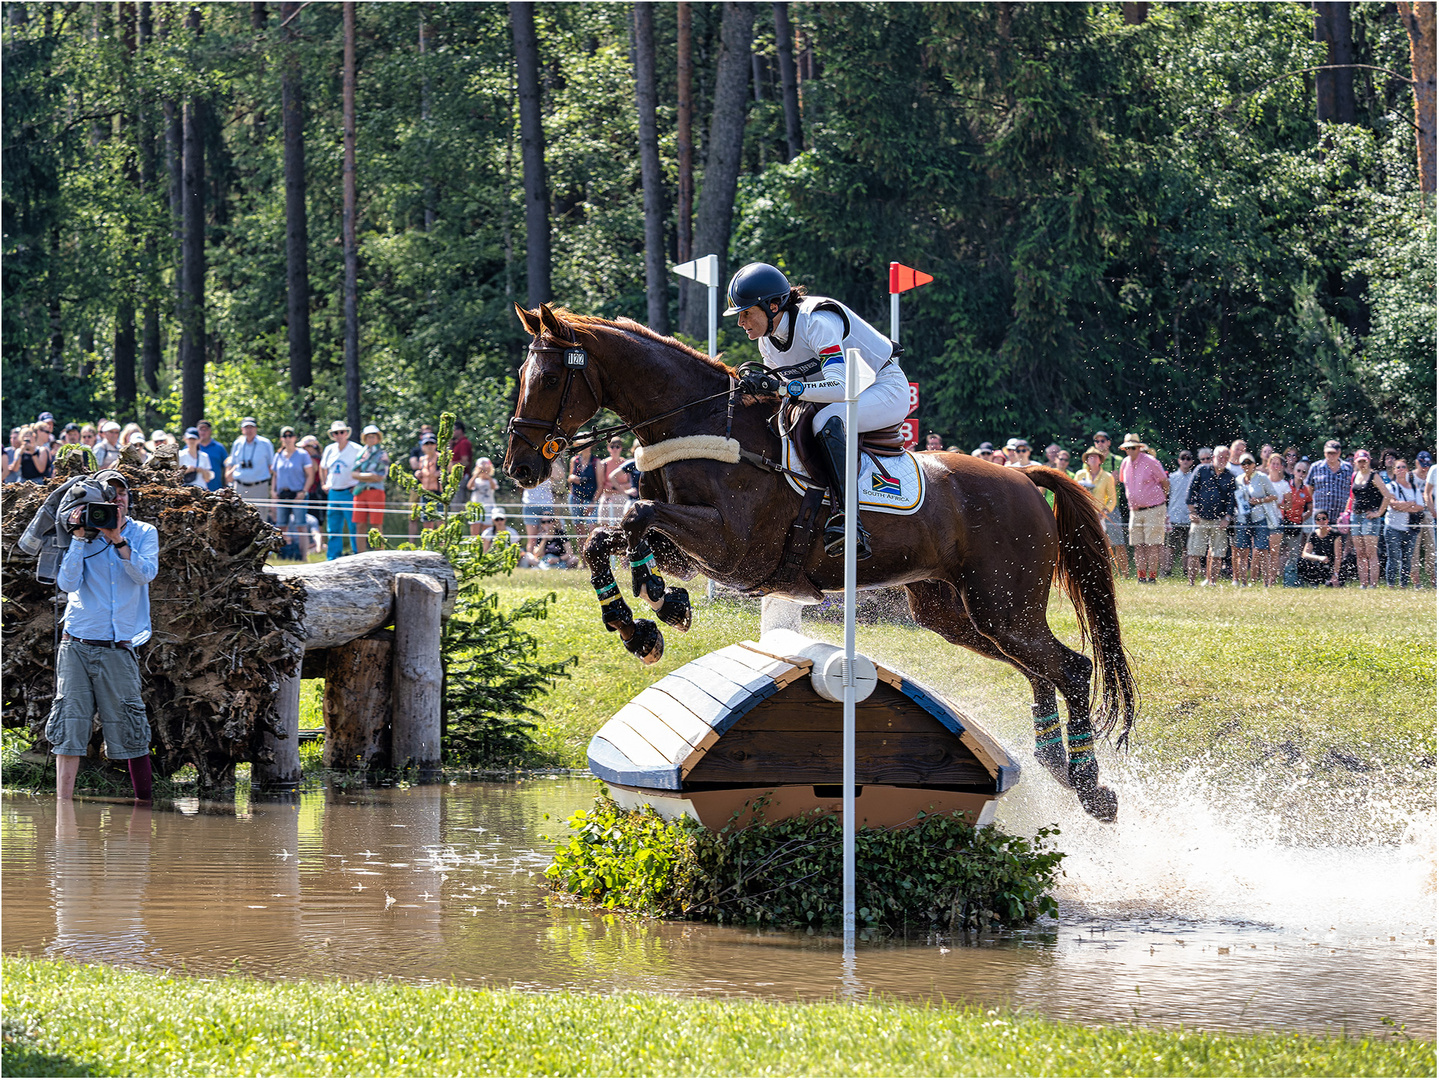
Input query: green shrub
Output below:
<box><xmin>547</xmin><ymin>788</ymin><xmax>1064</xmax><ymax>932</ymax></box>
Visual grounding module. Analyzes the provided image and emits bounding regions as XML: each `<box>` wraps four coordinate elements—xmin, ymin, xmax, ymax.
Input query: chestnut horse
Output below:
<box><xmin>506</xmin><ymin>303</ymin><xmax>1135</xmax><ymax>821</ymax></box>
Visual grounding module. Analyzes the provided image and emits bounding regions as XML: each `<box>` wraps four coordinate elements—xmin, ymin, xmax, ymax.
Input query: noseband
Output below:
<box><xmin>507</xmin><ymin>340</ymin><xmax>600</xmax><ymax>461</ymax></box>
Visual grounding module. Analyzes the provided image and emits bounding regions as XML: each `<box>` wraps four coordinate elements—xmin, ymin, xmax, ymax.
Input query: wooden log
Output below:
<box><xmin>269</xmin><ymin>550</ymin><xmax>456</xmax><ymax>650</ymax></box>
<box><xmin>323</xmin><ymin>632</ymin><xmax>391</xmax><ymax>770</ymax></box>
<box><xmin>391</xmin><ymin>573</ymin><xmax>443</xmax><ymax>772</ymax></box>
<box><xmin>255</xmin><ymin>655</ymin><xmax>303</xmax><ymax>789</ymax></box>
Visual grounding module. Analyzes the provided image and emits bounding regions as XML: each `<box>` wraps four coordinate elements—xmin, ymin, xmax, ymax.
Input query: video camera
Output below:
<box><xmin>58</xmin><ymin>475</ymin><xmax>123</xmax><ymax>542</ymax></box>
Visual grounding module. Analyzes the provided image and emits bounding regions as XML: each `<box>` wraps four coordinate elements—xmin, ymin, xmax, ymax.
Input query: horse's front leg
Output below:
<box><xmin>584</xmin><ymin>526</ymin><xmax>664</xmax><ymax>664</ymax></box>
<box><xmin>621</xmin><ymin>502</ymin><xmax>692</xmax><ymax>632</ymax></box>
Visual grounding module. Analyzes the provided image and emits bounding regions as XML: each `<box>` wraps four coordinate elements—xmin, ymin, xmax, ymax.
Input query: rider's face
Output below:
<box><xmin>736</xmin><ymin>304</ymin><xmax>771</xmax><ymax>340</ymax></box>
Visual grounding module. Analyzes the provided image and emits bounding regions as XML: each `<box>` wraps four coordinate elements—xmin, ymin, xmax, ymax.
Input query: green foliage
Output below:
<box><xmin>370</xmin><ymin>412</ymin><xmax>576</xmax><ymax>768</ymax></box>
<box><xmin>547</xmin><ymin>789</ymin><xmax>1065</xmax><ymax>931</ymax></box>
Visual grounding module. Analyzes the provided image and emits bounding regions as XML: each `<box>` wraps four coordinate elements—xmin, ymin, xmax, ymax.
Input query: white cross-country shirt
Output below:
<box><xmin>756</xmin><ymin>296</ymin><xmax>910</xmax><ymax>434</ymax></box>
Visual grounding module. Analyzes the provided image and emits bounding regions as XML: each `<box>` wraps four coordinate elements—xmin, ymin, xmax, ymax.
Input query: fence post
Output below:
<box><xmin>255</xmin><ymin>654</ymin><xmax>304</xmax><ymax>789</ymax></box>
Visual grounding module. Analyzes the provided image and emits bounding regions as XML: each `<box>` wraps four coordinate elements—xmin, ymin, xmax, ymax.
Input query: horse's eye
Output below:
<box><xmin>541</xmin><ymin>373</ymin><xmax>560</xmax><ymax>390</ymax></box>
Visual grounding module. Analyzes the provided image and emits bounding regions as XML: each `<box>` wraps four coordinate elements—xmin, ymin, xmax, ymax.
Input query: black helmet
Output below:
<box><xmin>723</xmin><ymin>262</ymin><xmax>792</xmax><ymax>316</ymax></box>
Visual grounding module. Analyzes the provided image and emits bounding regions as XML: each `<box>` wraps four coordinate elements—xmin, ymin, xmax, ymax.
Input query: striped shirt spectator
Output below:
<box><xmin>1305</xmin><ymin>440</ymin><xmax>1353</xmax><ymax>518</ymax></box>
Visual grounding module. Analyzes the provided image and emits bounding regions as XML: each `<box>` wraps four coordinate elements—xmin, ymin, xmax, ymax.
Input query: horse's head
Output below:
<box><xmin>505</xmin><ymin>303</ymin><xmax>603</xmax><ymax>487</ymax></box>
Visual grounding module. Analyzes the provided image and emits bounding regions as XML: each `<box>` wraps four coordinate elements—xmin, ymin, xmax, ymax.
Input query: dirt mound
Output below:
<box><xmin>1</xmin><ymin>445</ymin><xmax>305</xmax><ymax>788</ymax></box>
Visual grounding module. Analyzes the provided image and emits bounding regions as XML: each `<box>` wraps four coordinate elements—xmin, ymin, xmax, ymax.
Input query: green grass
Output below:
<box><xmin>489</xmin><ymin>571</ymin><xmax>1437</xmax><ymax>776</ymax></box>
<box><xmin>3</xmin><ymin>956</ymin><xmax>1431</xmax><ymax>1078</ymax></box>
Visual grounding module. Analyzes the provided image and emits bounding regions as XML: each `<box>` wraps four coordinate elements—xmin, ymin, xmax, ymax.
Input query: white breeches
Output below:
<box><xmin>811</xmin><ymin>369</ymin><xmax>911</xmax><ymax>435</ymax></box>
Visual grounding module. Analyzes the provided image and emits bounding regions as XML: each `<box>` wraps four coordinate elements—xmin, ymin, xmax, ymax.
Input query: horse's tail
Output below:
<box><xmin>1025</xmin><ymin>467</ymin><xmax>1137</xmax><ymax>746</ymax></box>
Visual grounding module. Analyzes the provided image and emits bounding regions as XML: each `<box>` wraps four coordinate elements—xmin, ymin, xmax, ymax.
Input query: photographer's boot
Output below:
<box><xmin>816</xmin><ymin>416</ymin><xmax>872</xmax><ymax>561</ymax></box>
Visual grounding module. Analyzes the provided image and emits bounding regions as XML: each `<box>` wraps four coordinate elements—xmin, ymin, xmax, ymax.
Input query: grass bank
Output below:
<box><xmin>3</xmin><ymin>956</ymin><xmax>1431</xmax><ymax>1078</ymax></box>
<box><xmin>487</xmin><ymin>571</ymin><xmax>1437</xmax><ymax>778</ymax></box>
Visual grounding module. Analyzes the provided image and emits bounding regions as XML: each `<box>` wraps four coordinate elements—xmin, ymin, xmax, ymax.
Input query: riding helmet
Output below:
<box><xmin>723</xmin><ymin>262</ymin><xmax>792</xmax><ymax>316</ymax></box>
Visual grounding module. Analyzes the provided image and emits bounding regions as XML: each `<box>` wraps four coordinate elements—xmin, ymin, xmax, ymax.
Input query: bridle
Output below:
<box><xmin>506</xmin><ymin>339</ymin><xmax>601</xmax><ymax>461</ymax></box>
<box><xmin>507</xmin><ymin>335</ymin><xmax>739</xmax><ymax>460</ymax></box>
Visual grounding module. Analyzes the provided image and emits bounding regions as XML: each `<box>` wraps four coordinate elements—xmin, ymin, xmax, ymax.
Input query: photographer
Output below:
<box><xmin>6</xmin><ymin>425</ymin><xmax>51</xmax><ymax>485</ymax></box>
<box><xmin>177</xmin><ymin>428</ymin><xmax>215</xmax><ymax>489</ymax></box>
<box><xmin>47</xmin><ymin>470</ymin><xmax>159</xmax><ymax>801</ymax></box>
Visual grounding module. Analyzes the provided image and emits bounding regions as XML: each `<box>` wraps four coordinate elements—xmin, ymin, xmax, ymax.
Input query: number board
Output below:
<box><xmin>900</xmin><ymin>418</ymin><xmax>919</xmax><ymax>450</ymax></box>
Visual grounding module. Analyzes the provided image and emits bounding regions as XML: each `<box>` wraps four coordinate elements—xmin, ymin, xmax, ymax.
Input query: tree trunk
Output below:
<box><xmin>420</xmin><ymin>11</ymin><xmax>435</xmax><ymax>231</ymax></box>
<box><xmin>179</xmin><ymin>78</ymin><xmax>206</xmax><ymax>430</ymax></box>
<box><xmin>391</xmin><ymin>573</ymin><xmax>443</xmax><ymax>772</ymax></box>
<box><xmin>255</xmin><ymin>655</ymin><xmax>303</xmax><ymax>789</ymax></box>
<box><xmin>49</xmin><ymin>225</ymin><xmax>63</xmax><ymax>372</ymax></box>
<box><xmin>1314</xmin><ymin>2</ymin><xmax>1356</xmax><ymax>126</ymax></box>
<box><xmin>1121</xmin><ymin>2</ymin><xmax>1149</xmax><ymax>24</ymax></box>
<box><xmin>281</xmin><ymin>0</ymin><xmax>312</xmax><ymax>398</ymax></box>
<box><xmin>138</xmin><ymin>2</ymin><xmax>161</xmax><ymax>395</ymax></box>
<box><xmin>267</xmin><ymin>549</ymin><xmax>457</xmax><ymax>650</ymax></box>
<box><xmin>342</xmin><ymin>1</ymin><xmax>360</xmax><ymax>433</ymax></box>
<box><xmin>633</xmin><ymin>3</ymin><xmax>668</xmax><ymax>334</ymax></box>
<box><xmin>511</xmin><ymin>2</ymin><xmax>551</xmax><ymax>305</ymax></box>
<box><xmin>115</xmin><ymin>301</ymin><xmax>137</xmax><ymax>414</ymax></box>
<box><xmin>323</xmin><ymin>632</ymin><xmax>392</xmax><ymax>771</ymax></box>
<box><xmin>1398</xmin><ymin>1</ymin><xmax>1436</xmax><ymax>198</ymax></box>
<box><xmin>676</xmin><ymin>1</ymin><xmax>694</xmax><ymax>331</ymax></box>
<box><xmin>682</xmin><ymin>1</ymin><xmax>754</xmax><ymax>340</ymax></box>
<box><xmin>772</xmin><ymin>2</ymin><xmax>802</xmax><ymax>161</ymax></box>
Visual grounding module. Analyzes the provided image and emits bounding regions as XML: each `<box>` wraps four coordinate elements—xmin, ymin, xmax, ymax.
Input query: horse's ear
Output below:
<box><xmin>538</xmin><ymin>303</ymin><xmax>574</xmax><ymax>343</ymax></box>
<box><xmin>514</xmin><ymin>302</ymin><xmax>542</xmax><ymax>337</ymax></box>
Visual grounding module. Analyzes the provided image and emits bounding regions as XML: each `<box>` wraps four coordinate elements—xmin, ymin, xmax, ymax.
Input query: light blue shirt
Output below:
<box><xmin>57</xmin><ymin>517</ymin><xmax>159</xmax><ymax>647</ymax></box>
<box><xmin>228</xmin><ymin>435</ymin><xmax>276</xmax><ymax>485</ymax></box>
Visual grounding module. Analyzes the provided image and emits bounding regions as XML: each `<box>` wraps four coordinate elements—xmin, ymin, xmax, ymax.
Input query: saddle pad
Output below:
<box><xmin>781</xmin><ymin>432</ymin><xmax>926</xmax><ymax>515</ymax></box>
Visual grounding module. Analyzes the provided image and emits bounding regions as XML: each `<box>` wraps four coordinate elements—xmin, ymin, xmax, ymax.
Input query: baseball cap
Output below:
<box><xmin>128</xmin><ymin>431</ymin><xmax>147</xmax><ymax>444</ymax></box>
<box><xmin>491</xmin><ymin>508</ymin><xmax>507</xmax><ymax>520</ymax></box>
<box><xmin>240</xmin><ymin>416</ymin><xmax>258</xmax><ymax>427</ymax></box>
<box><xmin>977</xmin><ymin>441</ymin><xmax>994</xmax><ymax>452</ymax></box>
<box><xmin>102</xmin><ymin>421</ymin><xmax>121</xmax><ymax>433</ymax></box>
<box><xmin>280</xmin><ymin>426</ymin><xmax>296</xmax><ymax>437</ymax></box>
<box><xmin>1417</xmin><ymin>451</ymin><xmax>1433</xmax><ymax>465</ymax></box>
<box><xmin>420</xmin><ymin>433</ymin><xmax>437</xmax><ymax>445</ymax></box>
<box><xmin>329</xmin><ymin>421</ymin><xmax>350</xmax><ymax>434</ymax></box>
<box><xmin>1353</xmin><ymin>448</ymin><xmax>1370</xmax><ymax>461</ymax></box>
<box><xmin>94</xmin><ymin>468</ymin><xmax>129</xmax><ymax>490</ymax></box>
<box><xmin>37</xmin><ymin>412</ymin><xmax>54</xmax><ymax>422</ymax></box>
<box><xmin>1004</xmin><ymin>438</ymin><xmax>1019</xmax><ymax>451</ymax></box>
<box><xmin>1094</xmin><ymin>430</ymin><xmax>1111</xmax><ymax>440</ymax></box>
<box><xmin>62</xmin><ymin>422</ymin><xmax>80</xmax><ymax>433</ymax></box>
<box><xmin>300</xmin><ymin>435</ymin><xmax>320</xmax><ymax>448</ymax></box>
<box><xmin>1324</xmin><ymin>439</ymin><xmax>1341</xmax><ymax>451</ymax></box>
<box><xmin>361</xmin><ymin>424</ymin><xmax>382</xmax><ymax>437</ymax></box>
<box><xmin>184</xmin><ymin>427</ymin><xmax>200</xmax><ymax>439</ymax></box>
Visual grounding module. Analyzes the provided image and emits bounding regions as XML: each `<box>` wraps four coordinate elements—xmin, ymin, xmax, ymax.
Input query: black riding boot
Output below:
<box><xmin>816</xmin><ymin>416</ymin><xmax>872</xmax><ymax>561</ymax></box>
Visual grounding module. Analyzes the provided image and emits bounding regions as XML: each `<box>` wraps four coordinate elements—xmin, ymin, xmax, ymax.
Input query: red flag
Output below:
<box><xmin>889</xmin><ymin>262</ymin><xmax>935</xmax><ymax>294</ymax></box>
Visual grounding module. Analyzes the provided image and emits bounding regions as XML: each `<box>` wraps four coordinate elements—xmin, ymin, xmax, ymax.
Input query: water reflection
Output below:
<box><xmin>2</xmin><ymin>778</ymin><xmax>1433</xmax><ymax>1039</ymax></box>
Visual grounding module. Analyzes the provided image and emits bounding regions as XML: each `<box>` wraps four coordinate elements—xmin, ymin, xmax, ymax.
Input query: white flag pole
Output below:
<box><xmin>705</xmin><ymin>253</ymin><xmax>718</xmax><ymax>359</ymax></box>
<box><xmin>841</xmin><ymin>347</ymin><xmax>869</xmax><ymax>961</ymax></box>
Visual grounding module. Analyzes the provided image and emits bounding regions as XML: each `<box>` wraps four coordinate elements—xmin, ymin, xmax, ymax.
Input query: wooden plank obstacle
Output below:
<box><xmin>590</xmin><ymin>627</ymin><xmax>1018</xmax><ymax>830</ymax></box>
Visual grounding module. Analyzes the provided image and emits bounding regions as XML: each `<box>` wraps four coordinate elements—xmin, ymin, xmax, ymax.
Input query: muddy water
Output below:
<box><xmin>2</xmin><ymin>770</ymin><xmax>1433</xmax><ymax>1039</ymax></box>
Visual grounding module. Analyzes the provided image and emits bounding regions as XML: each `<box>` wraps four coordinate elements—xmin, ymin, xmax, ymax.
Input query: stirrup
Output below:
<box><xmin>823</xmin><ymin>513</ymin><xmax>871</xmax><ymax>561</ymax></box>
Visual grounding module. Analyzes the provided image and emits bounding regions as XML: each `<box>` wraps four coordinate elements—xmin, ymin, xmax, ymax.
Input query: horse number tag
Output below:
<box><xmin>565</xmin><ymin>349</ymin><xmax>587</xmax><ymax>369</ymax></box>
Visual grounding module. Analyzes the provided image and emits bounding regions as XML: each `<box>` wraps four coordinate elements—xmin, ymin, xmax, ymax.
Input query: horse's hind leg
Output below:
<box><xmin>1052</xmin><ymin>643</ymin><xmax>1118</xmax><ymax>822</ymax></box>
<box><xmin>621</xmin><ymin>503</ymin><xmax>692</xmax><ymax>632</ymax></box>
<box><xmin>583</xmin><ymin>526</ymin><xmax>664</xmax><ymax>663</ymax></box>
<box><xmin>906</xmin><ymin>581</ymin><xmax>1068</xmax><ymax>787</ymax></box>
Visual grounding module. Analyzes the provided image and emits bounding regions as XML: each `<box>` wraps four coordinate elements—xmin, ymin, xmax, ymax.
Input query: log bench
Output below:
<box><xmin>255</xmin><ymin>551</ymin><xmax>456</xmax><ymax>788</ymax></box>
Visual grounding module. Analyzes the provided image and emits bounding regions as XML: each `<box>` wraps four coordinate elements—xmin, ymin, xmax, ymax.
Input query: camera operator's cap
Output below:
<box><xmin>37</xmin><ymin>411</ymin><xmax>54</xmax><ymax>422</ymax></box>
<box><xmin>102</xmin><ymin>420</ymin><xmax>121</xmax><ymax>432</ymax></box>
<box><xmin>361</xmin><ymin>424</ymin><xmax>381</xmax><ymax>436</ymax></box>
<box><xmin>420</xmin><ymin>433</ymin><xmax>437</xmax><ymax>445</ymax></box>
<box><xmin>184</xmin><ymin>427</ymin><xmax>200</xmax><ymax>439</ymax></box>
<box><xmin>240</xmin><ymin>417</ymin><xmax>258</xmax><ymax>428</ymax></box>
<box><xmin>94</xmin><ymin>468</ymin><xmax>129</xmax><ymax>489</ymax></box>
<box><xmin>1120</xmin><ymin>433</ymin><xmax>1144</xmax><ymax>449</ymax></box>
<box><xmin>329</xmin><ymin>421</ymin><xmax>350</xmax><ymax>434</ymax></box>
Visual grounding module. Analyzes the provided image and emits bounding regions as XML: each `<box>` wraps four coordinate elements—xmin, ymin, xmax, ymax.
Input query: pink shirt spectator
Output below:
<box><xmin>1118</xmin><ymin>453</ymin><xmax>1168</xmax><ymax>509</ymax></box>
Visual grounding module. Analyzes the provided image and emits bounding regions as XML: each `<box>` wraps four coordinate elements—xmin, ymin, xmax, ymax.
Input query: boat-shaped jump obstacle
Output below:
<box><xmin>588</xmin><ymin>628</ymin><xmax>1018</xmax><ymax>830</ymax></box>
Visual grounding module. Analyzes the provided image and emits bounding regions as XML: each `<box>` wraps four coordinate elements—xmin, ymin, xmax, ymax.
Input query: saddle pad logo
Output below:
<box><xmin>871</xmin><ymin>472</ymin><xmax>902</xmax><ymax>497</ymax></box>
<box><xmin>781</xmin><ymin>435</ymin><xmax>925</xmax><ymax>515</ymax></box>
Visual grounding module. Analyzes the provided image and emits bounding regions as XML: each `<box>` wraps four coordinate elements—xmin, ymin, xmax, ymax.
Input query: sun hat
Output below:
<box><xmin>329</xmin><ymin>421</ymin><xmax>350</xmax><ymax>434</ymax></box>
<box><xmin>1119</xmin><ymin>433</ymin><xmax>1144</xmax><ymax>449</ymax></box>
<box><xmin>1083</xmin><ymin>446</ymin><xmax>1105</xmax><ymax>460</ymax></box>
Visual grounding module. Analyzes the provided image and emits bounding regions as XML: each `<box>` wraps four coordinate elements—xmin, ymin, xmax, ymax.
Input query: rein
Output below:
<box><xmin>508</xmin><ymin>337</ymin><xmax>737</xmax><ymax>460</ymax></box>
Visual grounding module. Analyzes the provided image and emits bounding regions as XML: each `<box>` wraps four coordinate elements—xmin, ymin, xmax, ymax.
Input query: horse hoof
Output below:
<box><xmin>623</xmin><ymin>619</ymin><xmax>664</xmax><ymax>664</ymax></box>
<box><xmin>1078</xmin><ymin>784</ymin><xmax>1119</xmax><ymax>823</ymax></box>
<box><xmin>656</xmin><ymin>588</ymin><xmax>691</xmax><ymax>631</ymax></box>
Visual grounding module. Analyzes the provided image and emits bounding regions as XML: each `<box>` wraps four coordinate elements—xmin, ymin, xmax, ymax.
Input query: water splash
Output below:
<box><xmin>996</xmin><ymin>744</ymin><xmax>1436</xmax><ymax>939</ymax></box>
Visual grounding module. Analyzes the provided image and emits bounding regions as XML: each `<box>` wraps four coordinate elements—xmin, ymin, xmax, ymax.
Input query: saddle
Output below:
<box><xmin>777</xmin><ymin>401</ymin><xmax>906</xmax><ymax>484</ymax></box>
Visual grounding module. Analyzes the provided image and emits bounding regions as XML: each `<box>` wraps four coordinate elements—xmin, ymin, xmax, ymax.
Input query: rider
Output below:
<box><xmin>724</xmin><ymin>261</ymin><xmax>908</xmax><ymax>561</ymax></box>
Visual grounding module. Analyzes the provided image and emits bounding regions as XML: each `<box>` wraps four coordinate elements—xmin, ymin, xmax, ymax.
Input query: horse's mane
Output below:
<box><xmin>546</xmin><ymin>309</ymin><xmax>737</xmax><ymax>378</ymax></box>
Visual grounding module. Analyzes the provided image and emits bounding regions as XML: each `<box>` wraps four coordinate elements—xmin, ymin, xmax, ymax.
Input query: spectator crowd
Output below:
<box><xmin>9</xmin><ymin>409</ymin><xmax>1435</xmax><ymax>588</ymax></box>
<box><xmin>924</xmin><ymin>429</ymin><xmax>1437</xmax><ymax>589</ymax></box>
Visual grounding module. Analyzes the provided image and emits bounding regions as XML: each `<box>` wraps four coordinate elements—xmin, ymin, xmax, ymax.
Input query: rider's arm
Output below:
<box><xmin>785</xmin><ymin>310</ymin><xmax>848</xmax><ymax>404</ymax></box>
